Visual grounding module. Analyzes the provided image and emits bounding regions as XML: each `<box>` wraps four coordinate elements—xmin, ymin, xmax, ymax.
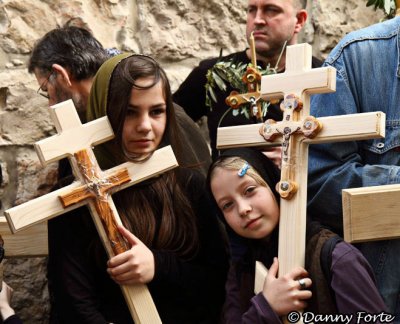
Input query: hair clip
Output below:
<box><xmin>237</xmin><ymin>162</ymin><xmax>250</xmax><ymax>177</ymax></box>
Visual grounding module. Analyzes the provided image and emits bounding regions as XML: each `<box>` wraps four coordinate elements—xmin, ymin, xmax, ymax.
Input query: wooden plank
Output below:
<box><xmin>217</xmin><ymin>112</ymin><xmax>386</xmax><ymax>149</ymax></box>
<box><xmin>5</xmin><ymin>145</ymin><xmax>177</xmax><ymax>233</ymax></box>
<box><xmin>343</xmin><ymin>184</ymin><xmax>400</xmax><ymax>243</ymax></box>
<box><xmin>254</xmin><ymin>261</ymin><xmax>268</xmax><ymax>295</ymax></box>
<box><xmin>0</xmin><ymin>216</ymin><xmax>47</xmax><ymax>257</ymax></box>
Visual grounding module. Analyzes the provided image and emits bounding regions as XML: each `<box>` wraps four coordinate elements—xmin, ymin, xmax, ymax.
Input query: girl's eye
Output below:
<box><xmin>151</xmin><ymin>108</ymin><xmax>166</xmax><ymax>116</ymax></box>
<box><xmin>221</xmin><ymin>201</ymin><xmax>233</xmax><ymax>211</ymax></box>
<box><xmin>126</xmin><ymin>109</ymin><xmax>137</xmax><ymax>116</ymax></box>
<box><xmin>244</xmin><ymin>186</ymin><xmax>256</xmax><ymax>195</ymax></box>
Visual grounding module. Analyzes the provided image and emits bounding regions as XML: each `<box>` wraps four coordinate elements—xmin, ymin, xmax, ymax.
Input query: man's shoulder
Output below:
<box><xmin>326</xmin><ymin>17</ymin><xmax>400</xmax><ymax>64</ymax></box>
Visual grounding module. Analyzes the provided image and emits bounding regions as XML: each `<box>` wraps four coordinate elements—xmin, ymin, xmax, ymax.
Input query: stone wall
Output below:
<box><xmin>0</xmin><ymin>0</ymin><xmax>383</xmax><ymax>322</ymax></box>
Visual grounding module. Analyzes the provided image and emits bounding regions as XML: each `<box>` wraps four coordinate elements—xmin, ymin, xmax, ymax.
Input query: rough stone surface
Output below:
<box><xmin>0</xmin><ymin>0</ymin><xmax>385</xmax><ymax>322</ymax></box>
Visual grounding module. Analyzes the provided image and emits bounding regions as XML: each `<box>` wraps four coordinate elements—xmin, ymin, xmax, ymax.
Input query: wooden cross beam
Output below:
<box><xmin>342</xmin><ymin>184</ymin><xmax>400</xmax><ymax>243</ymax></box>
<box><xmin>4</xmin><ymin>99</ymin><xmax>177</xmax><ymax>323</ymax></box>
<box><xmin>0</xmin><ymin>217</ymin><xmax>47</xmax><ymax>257</ymax></box>
<box><xmin>217</xmin><ymin>44</ymin><xmax>385</xmax><ymax>321</ymax></box>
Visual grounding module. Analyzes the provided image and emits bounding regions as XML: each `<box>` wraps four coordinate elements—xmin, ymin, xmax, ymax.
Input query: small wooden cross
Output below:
<box><xmin>217</xmin><ymin>44</ymin><xmax>385</xmax><ymax>321</ymax></box>
<box><xmin>225</xmin><ymin>32</ymin><xmax>264</xmax><ymax>122</ymax></box>
<box><xmin>5</xmin><ymin>99</ymin><xmax>178</xmax><ymax>323</ymax></box>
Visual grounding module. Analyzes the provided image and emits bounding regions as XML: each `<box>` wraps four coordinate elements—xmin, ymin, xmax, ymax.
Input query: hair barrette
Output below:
<box><xmin>238</xmin><ymin>162</ymin><xmax>250</xmax><ymax>177</ymax></box>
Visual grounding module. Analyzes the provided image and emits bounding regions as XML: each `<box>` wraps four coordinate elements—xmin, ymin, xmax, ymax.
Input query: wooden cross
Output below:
<box><xmin>217</xmin><ymin>44</ymin><xmax>385</xmax><ymax>320</ymax></box>
<box><xmin>225</xmin><ymin>32</ymin><xmax>268</xmax><ymax>123</ymax></box>
<box><xmin>342</xmin><ymin>184</ymin><xmax>400</xmax><ymax>243</ymax></box>
<box><xmin>4</xmin><ymin>99</ymin><xmax>178</xmax><ymax>323</ymax></box>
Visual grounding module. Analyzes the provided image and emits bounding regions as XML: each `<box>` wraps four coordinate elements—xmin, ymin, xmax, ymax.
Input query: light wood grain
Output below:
<box><xmin>343</xmin><ymin>184</ymin><xmax>400</xmax><ymax>243</ymax></box>
<box><xmin>0</xmin><ymin>216</ymin><xmax>47</xmax><ymax>257</ymax></box>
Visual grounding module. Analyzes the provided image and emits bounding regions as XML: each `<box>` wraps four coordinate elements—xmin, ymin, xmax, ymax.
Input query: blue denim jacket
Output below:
<box><xmin>308</xmin><ymin>17</ymin><xmax>400</xmax><ymax>232</ymax></box>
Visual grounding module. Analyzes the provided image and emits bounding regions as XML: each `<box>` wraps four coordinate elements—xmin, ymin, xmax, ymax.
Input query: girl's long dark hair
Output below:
<box><xmin>106</xmin><ymin>55</ymin><xmax>198</xmax><ymax>257</ymax></box>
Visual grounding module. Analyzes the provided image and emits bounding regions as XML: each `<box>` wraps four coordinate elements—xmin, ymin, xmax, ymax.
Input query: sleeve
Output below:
<box><xmin>223</xmin><ymin>265</ymin><xmax>282</xmax><ymax>324</ymax></box>
<box><xmin>3</xmin><ymin>314</ymin><xmax>23</xmax><ymax>324</ymax></box>
<box><xmin>223</xmin><ymin>264</ymin><xmax>245</xmax><ymax>324</ymax></box>
<box><xmin>47</xmin><ymin>210</ymin><xmax>109</xmax><ymax>324</ymax></box>
<box><xmin>331</xmin><ymin>241</ymin><xmax>388</xmax><ymax>313</ymax></box>
<box><xmin>172</xmin><ymin>62</ymin><xmax>210</xmax><ymax>122</ymax></box>
<box><xmin>149</xmin><ymin>170</ymin><xmax>229</xmax><ymax>320</ymax></box>
<box><xmin>307</xmin><ymin>59</ymin><xmax>400</xmax><ymax>232</ymax></box>
<box><xmin>242</xmin><ymin>294</ymin><xmax>282</xmax><ymax>324</ymax></box>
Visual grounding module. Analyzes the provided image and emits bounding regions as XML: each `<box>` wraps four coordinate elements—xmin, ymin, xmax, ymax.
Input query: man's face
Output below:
<box><xmin>34</xmin><ymin>68</ymin><xmax>86</xmax><ymax>120</ymax></box>
<box><xmin>246</xmin><ymin>0</ymin><xmax>301</xmax><ymax>59</ymax></box>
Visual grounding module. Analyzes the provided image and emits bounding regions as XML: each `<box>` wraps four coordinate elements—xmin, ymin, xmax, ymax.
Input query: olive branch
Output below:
<box><xmin>366</xmin><ymin>0</ymin><xmax>397</xmax><ymax>18</ymax></box>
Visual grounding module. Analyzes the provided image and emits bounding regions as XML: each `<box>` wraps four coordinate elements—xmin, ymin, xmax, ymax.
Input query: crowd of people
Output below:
<box><xmin>4</xmin><ymin>0</ymin><xmax>399</xmax><ymax>323</ymax></box>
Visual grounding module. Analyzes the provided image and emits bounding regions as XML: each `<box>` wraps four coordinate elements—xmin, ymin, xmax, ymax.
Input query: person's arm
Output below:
<box><xmin>223</xmin><ymin>263</ymin><xmax>282</xmax><ymax>324</ymax></box>
<box><xmin>242</xmin><ymin>293</ymin><xmax>282</xmax><ymax>324</ymax></box>
<box><xmin>331</xmin><ymin>241</ymin><xmax>387</xmax><ymax>313</ymax></box>
<box><xmin>0</xmin><ymin>282</ymin><xmax>15</xmax><ymax>321</ymax></box>
<box><xmin>172</xmin><ymin>61</ymin><xmax>211</xmax><ymax>122</ymax></box>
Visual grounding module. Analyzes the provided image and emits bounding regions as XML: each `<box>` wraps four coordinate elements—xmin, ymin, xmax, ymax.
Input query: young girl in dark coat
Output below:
<box><xmin>208</xmin><ymin>147</ymin><xmax>388</xmax><ymax>323</ymax></box>
<box><xmin>48</xmin><ymin>53</ymin><xmax>229</xmax><ymax>323</ymax></box>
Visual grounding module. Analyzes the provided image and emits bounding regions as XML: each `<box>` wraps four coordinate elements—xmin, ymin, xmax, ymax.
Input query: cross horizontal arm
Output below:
<box><xmin>217</xmin><ymin>112</ymin><xmax>386</xmax><ymax>149</ymax></box>
<box><xmin>5</xmin><ymin>146</ymin><xmax>178</xmax><ymax>233</ymax></box>
<box><xmin>0</xmin><ymin>216</ymin><xmax>48</xmax><ymax>257</ymax></box>
<box><xmin>343</xmin><ymin>184</ymin><xmax>400</xmax><ymax>243</ymax></box>
<box><xmin>260</xmin><ymin>67</ymin><xmax>336</xmax><ymax>99</ymax></box>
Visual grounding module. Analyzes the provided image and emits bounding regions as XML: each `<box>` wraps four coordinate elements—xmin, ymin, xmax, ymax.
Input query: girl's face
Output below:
<box><xmin>211</xmin><ymin>167</ymin><xmax>279</xmax><ymax>239</ymax></box>
<box><xmin>122</xmin><ymin>77</ymin><xmax>167</xmax><ymax>156</ymax></box>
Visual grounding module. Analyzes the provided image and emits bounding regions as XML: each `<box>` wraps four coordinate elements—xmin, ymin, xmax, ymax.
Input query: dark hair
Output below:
<box><xmin>106</xmin><ymin>55</ymin><xmax>181</xmax><ymax>162</ymax></box>
<box><xmin>28</xmin><ymin>26</ymin><xmax>108</xmax><ymax>80</ymax></box>
<box><xmin>108</xmin><ymin>55</ymin><xmax>198</xmax><ymax>257</ymax></box>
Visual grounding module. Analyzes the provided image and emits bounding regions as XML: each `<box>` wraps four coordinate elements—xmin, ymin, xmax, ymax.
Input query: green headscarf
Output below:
<box><xmin>86</xmin><ymin>53</ymin><xmax>132</xmax><ymax>169</ymax></box>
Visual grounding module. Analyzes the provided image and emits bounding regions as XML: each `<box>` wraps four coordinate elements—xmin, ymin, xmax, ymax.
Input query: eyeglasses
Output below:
<box><xmin>36</xmin><ymin>72</ymin><xmax>54</xmax><ymax>99</ymax></box>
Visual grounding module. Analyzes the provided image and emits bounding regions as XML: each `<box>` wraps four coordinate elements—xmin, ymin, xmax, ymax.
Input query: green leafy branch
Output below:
<box><xmin>366</xmin><ymin>0</ymin><xmax>396</xmax><ymax>18</ymax></box>
<box><xmin>205</xmin><ymin>60</ymin><xmax>277</xmax><ymax>120</ymax></box>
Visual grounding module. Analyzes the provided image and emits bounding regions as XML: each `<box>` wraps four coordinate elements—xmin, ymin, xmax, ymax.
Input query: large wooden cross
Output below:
<box><xmin>217</xmin><ymin>44</ymin><xmax>385</xmax><ymax>320</ymax></box>
<box><xmin>4</xmin><ymin>99</ymin><xmax>178</xmax><ymax>323</ymax></box>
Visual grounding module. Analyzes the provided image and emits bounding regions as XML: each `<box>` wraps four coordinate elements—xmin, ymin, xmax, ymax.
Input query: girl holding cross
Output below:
<box><xmin>208</xmin><ymin>147</ymin><xmax>388</xmax><ymax>323</ymax></box>
<box><xmin>48</xmin><ymin>53</ymin><xmax>229</xmax><ymax>323</ymax></box>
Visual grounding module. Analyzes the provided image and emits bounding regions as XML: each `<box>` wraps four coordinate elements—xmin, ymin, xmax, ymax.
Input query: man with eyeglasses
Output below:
<box><xmin>29</xmin><ymin>27</ymin><xmax>108</xmax><ymax>122</ymax></box>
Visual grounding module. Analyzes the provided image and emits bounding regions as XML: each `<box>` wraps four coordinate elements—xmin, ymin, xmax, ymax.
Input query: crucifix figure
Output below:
<box><xmin>5</xmin><ymin>99</ymin><xmax>179</xmax><ymax>323</ymax></box>
<box><xmin>216</xmin><ymin>43</ymin><xmax>385</xmax><ymax>322</ymax></box>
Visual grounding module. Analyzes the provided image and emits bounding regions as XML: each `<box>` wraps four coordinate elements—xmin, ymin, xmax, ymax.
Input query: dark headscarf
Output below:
<box><xmin>86</xmin><ymin>52</ymin><xmax>133</xmax><ymax>168</ymax></box>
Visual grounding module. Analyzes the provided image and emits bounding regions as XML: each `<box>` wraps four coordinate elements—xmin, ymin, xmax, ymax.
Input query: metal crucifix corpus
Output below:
<box><xmin>217</xmin><ymin>43</ymin><xmax>385</xmax><ymax>321</ymax></box>
<box><xmin>5</xmin><ymin>99</ymin><xmax>178</xmax><ymax>323</ymax></box>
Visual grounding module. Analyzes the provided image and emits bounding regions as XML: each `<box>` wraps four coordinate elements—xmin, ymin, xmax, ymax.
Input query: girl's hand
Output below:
<box><xmin>262</xmin><ymin>257</ymin><xmax>312</xmax><ymax>316</ymax></box>
<box><xmin>107</xmin><ymin>225</ymin><xmax>155</xmax><ymax>285</ymax></box>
